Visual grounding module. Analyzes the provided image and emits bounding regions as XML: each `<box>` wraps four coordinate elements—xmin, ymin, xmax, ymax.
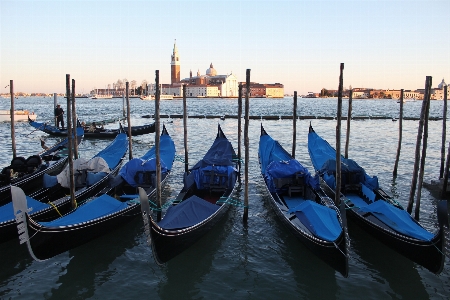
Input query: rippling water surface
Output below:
<box><xmin>0</xmin><ymin>97</ymin><xmax>449</xmax><ymax>299</ymax></box>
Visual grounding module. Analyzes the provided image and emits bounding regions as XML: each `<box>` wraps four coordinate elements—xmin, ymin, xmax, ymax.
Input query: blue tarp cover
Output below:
<box><xmin>94</xmin><ymin>133</ymin><xmax>128</xmax><ymax>169</ymax></box>
<box><xmin>0</xmin><ymin>196</ymin><xmax>50</xmax><ymax>223</ymax></box>
<box><xmin>140</xmin><ymin>134</ymin><xmax>176</xmax><ymax>171</ymax></box>
<box><xmin>191</xmin><ymin>165</ymin><xmax>237</xmax><ymax>190</ymax></box>
<box><xmin>43</xmin><ymin>173</ymin><xmax>58</xmax><ymax>188</ymax></box>
<box><xmin>358</xmin><ymin>200</ymin><xmax>434</xmax><ymax>241</ymax></box>
<box><xmin>259</xmin><ymin>134</ymin><xmax>319</xmax><ymax>192</ymax></box>
<box><xmin>119</xmin><ymin>158</ymin><xmax>167</xmax><ymax>187</ymax></box>
<box><xmin>190</xmin><ymin>137</ymin><xmax>235</xmax><ymax>170</ymax></box>
<box><xmin>40</xmin><ymin>194</ymin><xmax>128</xmax><ymax>227</ymax></box>
<box><xmin>287</xmin><ymin>200</ymin><xmax>341</xmax><ymax>242</ymax></box>
<box><xmin>308</xmin><ymin>130</ymin><xmax>379</xmax><ymax>190</ymax></box>
<box><xmin>158</xmin><ymin>195</ymin><xmax>219</xmax><ymax>230</ymax></box>
<box><xmin>119</xmin><ymin>133</ymin><xmax>175</xmax><ymax>187</ymax></box>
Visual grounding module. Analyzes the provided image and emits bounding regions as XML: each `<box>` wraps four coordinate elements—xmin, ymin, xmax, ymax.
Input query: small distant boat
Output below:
<box><xmin>397</xmin><ymin>98</ymin><xmax>416</xmax><ymax>103</ymax></box>
<box><xmin>140</xmin><ymin>94</ymin><xmax>174</xmax><ymax>100</ymax></box>
<box><xmin>140</xmin><ymin>124</ymin><xmax>239</xmax><ymax>264</ymax></box>
<box><xmin>91</xmin><ymin>94</ymin><xmax>113</xmax><ymax>100</ymax></box>
<box><xmin>28</xmin><ymin>117</ymin><xmax>155</xmax><ymax>139</ymax></box>
<box><xmin>0</xmin><ymin>110</ymin><xmax>37</xmax><ymax>122</ymax></box>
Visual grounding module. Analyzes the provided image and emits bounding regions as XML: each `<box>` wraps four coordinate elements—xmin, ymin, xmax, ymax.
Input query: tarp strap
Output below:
<box><xmin>216</xmin><ymin>196</ymin><xmax>248</xmax><ymax>208</ymax></box>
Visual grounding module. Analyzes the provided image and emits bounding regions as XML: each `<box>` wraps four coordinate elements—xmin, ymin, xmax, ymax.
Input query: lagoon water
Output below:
<box><xmin>0</xmin><ymin>97</ymin><xmax>449</xmax><ymax>299</ymax></box>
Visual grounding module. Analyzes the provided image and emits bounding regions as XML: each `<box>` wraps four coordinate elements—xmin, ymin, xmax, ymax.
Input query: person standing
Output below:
<box><xmin>54</xmin><ymin>104</ymin><xmax>64</xmax><ymax>129</ymax></box>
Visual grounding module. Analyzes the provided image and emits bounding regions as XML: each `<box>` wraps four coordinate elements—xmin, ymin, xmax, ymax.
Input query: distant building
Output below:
<box><xmin>145</xmin><ymin>41</ymin><xmax>283</xmax><ymax>98</ymax></box>
<box><xmin>241</xmin><ymin>82</ymin><xmax>284</xmax><ymax>98</ymax></box>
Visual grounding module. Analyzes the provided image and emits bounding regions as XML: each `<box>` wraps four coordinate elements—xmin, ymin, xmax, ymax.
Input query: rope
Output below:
<box><xmin>216</xmin><ymin>196</ymin><xmax>248</xmax><ymax>208</ymax></box>
<box><xmin>129</xmin><ymin>196</ymin><xmax>176</xmax><ymax>211</ymax></box>
<box><xmin>47</xmin><ymin>201</ymin><xmax>63</xmax><ymax>217</ymax></box>
<box><xmin>174</xmin><ymin>154</ymin><xmax>187</xmax><ymax>164</ymax></box>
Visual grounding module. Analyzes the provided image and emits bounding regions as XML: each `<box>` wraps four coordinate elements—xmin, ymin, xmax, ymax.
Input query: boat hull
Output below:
<box><xmin>25</xmin><ymin>203</ymin><xmax>140</xmax><ymax>260</ymax></box>
<box><xmin>150</xmin><ymin>202</ymin><xmax>230</xmax><ymax>264</ymax></box>
<box><xmin>263</xmin><ymin>181</ymin><xmax>348</xmax><ymax>277</ymax></box>
<box><xmin>0</xmin><ymin>158</ymin><xmax>67</xmax><ymax>206</ymax></box>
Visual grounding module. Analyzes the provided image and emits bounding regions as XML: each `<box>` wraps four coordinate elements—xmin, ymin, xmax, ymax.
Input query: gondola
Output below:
<box><xmin>28</xmin><ymin>117</ymin><xmax>155</xmax><ymax>138</ymax></box>
<box><xmin>1</xmin><ymin>130</ymin><xmax>128</xmax><ymax>244</ymax></box>
<box><xmin>0</xmin><ymin>125</ymin><xmax>84</xmax><ymax>206</ymax></box>
<box><xmin>11</xmin><ymin>125</ymin><xmax>175</xmax><ymax>260</ymax></box>
<box><xmin>258</xmin><ymin>125</ymin><xmax>348</xmax><ymax>277</ymax></box>
<box><xmin>307</xmin><ymin>124</ymin><xmax>449</xmax><ymax>274</ymax></box>
<box><xmin>140</xmin><ymin>124</ymin><xmax>239</xmax><ymax>264</ymax></box>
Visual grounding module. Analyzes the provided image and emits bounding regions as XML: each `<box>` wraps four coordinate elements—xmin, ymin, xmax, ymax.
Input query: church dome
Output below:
<box><xmin>206</xmin><ymin>63</ymin><xmax>217</xmax><ymax>76</ymax></box>
<box><xmin>438</xmin><ymin>78</ymin><xmax>447</xmax><ymax>89</ymax></box>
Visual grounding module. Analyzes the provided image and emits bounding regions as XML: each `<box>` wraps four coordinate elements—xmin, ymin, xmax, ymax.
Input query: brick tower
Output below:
<box><xmin>171</xmin><ymin>40</ymin><xmax>180</xmax><ymax>84</ymax></box>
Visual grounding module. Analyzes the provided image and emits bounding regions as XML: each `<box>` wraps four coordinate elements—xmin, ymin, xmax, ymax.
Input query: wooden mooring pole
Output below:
<box><xmin>126</xmin><ymin>82</ymin><xmax>132</xmax><ymax>160</ymax></box>
<box><xmin>440</xmin><ymin>85</ymin><xmax>448</xmax><ymax>179</ymax></box>
<box><xmin>155</xmin><ymin>71</ymin><xmax>162</xmax><ymax>222</ymax></box>
<box><xmin>183</xmin><ymin>84</ymin><xmax>188</xmax><ymax>173</ymax></box>
<box><xmin>66</xmin><ymin>74</ymin><xmax>76</xmax><ymax>209</ymax></box>
<box><xmin>71</xmin><ymin>79</ymin><xmax>78</xmax><ymax>159</ymax></box>
<box><xmin>238</xmin><ymin>83</ymin><xmax>243</xmax><ymax>179</ymax></box>
<box><xmin>335</xmin><ymin>63</ymin><xmax>344</xmax><ymax>206</ymax></box>
<box><xmin>414</xmin><ymin>76</ymin><xmax>432</xmax><ymax>220</ymax></box>
<box><xmin>407</xmin><ymin>77</ymin><xmax>431</xmax><ymax>214</ymax></box>
<box><xmin>292</xmin><ymin>91</ymin><xmax>297</xmax><ymax>158</ymax></box>
<box><xmin>9</xmin><ymin>80</ymin><xmax>16</xmax><ymax>158</ymax></box>
<box><xmin>344</xmin><ymin>89</ymin><xmax>352</xmax><ymax>159</ymax></box>
<box><xmin>393</xmin><ymin>89</ymin><xmax>404</xmax><ymax>177</ymax></box>
<box><xmin>243</xmin><ymin>69</ymin><xmax>250</xmax><ymax>223</ymax></box>
<box><xmin>442</xmin><ymin>141</ymin><xmax>450</xmax><ymax>198</ymax></box>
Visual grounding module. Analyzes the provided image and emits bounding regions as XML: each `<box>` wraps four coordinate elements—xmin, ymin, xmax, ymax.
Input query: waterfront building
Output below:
<box><xmin>241</xmin><ymin>82</ymin><xmax>284</xmax><ymax>98</ymax></box>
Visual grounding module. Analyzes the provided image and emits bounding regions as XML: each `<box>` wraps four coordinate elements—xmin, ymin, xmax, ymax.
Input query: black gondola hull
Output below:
<box><xmin>0</xmin><ymin>157</ymin><xmax>67</xmax><ymax>206</ymax></box>
<box><xmin>25</xmin><ymin>204</ymin><xmax>141</xmax><ymax>260</ymax></box>
<box><xmin>150</xmin><ymin>203</ymin><xmax>230</xmax><ymax>264</ymax></box>
<box><xmin>29</xmin><ymin>118</ymin><xmax>155</xmax><ymax>138</ymax></box>
<box><xmin>346</xmin><ymin>206</ymin><xmax>445</xmax><ymax>274</ymax></box>
<box><xmin>265</xmin><ymin>188</ymin><xmax>349</xmax><ymax>277</ymax></box>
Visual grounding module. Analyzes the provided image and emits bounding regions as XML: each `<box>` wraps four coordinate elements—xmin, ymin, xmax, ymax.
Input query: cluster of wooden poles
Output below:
<box><xmin>7</xmin><ymin>67</ymin><xmax>449</xmax><ymax>223</ymax></box>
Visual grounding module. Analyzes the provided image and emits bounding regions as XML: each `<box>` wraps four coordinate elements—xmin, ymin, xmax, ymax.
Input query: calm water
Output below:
<box><xmin>0</xmin><ymin>97</ymin><xmax>449</xmax><ymax>299</ymax></box>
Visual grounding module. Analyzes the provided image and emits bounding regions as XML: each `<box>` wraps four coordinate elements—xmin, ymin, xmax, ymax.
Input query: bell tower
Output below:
<box><xmin>171</xmin><ymin>39</ymin><xmax>180</xmax><ymax>84</ymax></box>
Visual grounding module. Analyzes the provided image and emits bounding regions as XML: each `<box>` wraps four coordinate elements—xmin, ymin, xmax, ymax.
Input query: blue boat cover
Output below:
<box><xmin>190</xmin><ymin>165</ymin><xmax>237</xmax><ymax>190</ymax></box>
<box><xmin>118</xmin><ymin>133</ymin><xmax>175</xmax><ymax>187</ymax></box>
<box><xmin>43</xmin><ymin>173</ymin><xmax>59</xmax><ymax>188</ymax></box>
<box><xmin>287</xmin><ymin>200</ymin><xmax>341</xmax><ymax>242</ymax></box>
<box><xmin>190</xmin><ymin>137</ymin><xmax>235</xmax><ymax>170</ymax></box>
<box><xmin>94</xmin><ymin>133</ymin><xmax>128</xmax><ymax>169</ymax></box>
<box><xmin>308</xmin><ymin>130</ymin><xmax>379</xmax><ymax>190</ymax></box>
<box><xmin>119</xmin><ymin>158</ymin><xmax>167</xmax><ymax>187</ymax></box>
<box><xmin>158</xmin><ymin>195</ymin><xmax>219</xmax><ymax>230</ymax></box>
<box><xmin>40</xmin><ymin>194</ymin><xmax>128</xmax><ymax>227</ymax></box>
<box><xmin>0</xmin><ymin>196</ymin><xmax>50</xmax><ymax>223</ymax></box>
<box><xmin>140</xmin><ymin>134</ymin><xmax>176</xmax><ymax>171</ymax></box>
<box><xmin>358</xmin><ymin>200</ymin><xmax>434</xmax><ymax>241</ymax></box>
<box><xmin>86</xmin><ymin>171</ymin><xmax>108</xmax><ymax>186</ymax></box>
<box><xmin>259</xmin><ymin>134</ymin><xmax>319</xmax><ymax>192</ymax></box>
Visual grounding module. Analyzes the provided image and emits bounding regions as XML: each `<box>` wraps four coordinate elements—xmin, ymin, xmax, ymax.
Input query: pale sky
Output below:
<box><xmin>1</xmin><ymin>0</ymin><xmax>449</xmax><ymax>95</ymax></box>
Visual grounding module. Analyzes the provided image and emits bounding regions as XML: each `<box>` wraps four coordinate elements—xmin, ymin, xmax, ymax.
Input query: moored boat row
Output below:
<box><xmin>4</xmin><ymin>122</ymin><xmax>448</xmax><ymax>276</ymax></box>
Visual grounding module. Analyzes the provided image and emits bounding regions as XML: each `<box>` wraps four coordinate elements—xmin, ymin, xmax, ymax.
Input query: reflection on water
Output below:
<box><xmin>0</xmin><ymin>97</ymin><xmax>449</xmax><ymax>299</ymax></box>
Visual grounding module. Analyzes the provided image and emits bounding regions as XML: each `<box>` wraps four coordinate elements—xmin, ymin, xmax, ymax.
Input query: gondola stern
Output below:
<box><xmin>11</xmin><ymin>186</ymin><xmax>45</xmax><ymax>262</ymax></box>
<box><xmin>138</xmin><ymin>187</ymin><xmax>153</xmax><ymax>247</ymax></box>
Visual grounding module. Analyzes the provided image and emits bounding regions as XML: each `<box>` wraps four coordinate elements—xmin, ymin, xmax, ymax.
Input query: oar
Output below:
<box><xmin>138</xmin><ymin>187</ymin><xmax>153</xmax><ymax>247</ymax></box>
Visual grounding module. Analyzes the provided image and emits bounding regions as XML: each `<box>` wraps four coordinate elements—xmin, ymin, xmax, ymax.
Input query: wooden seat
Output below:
<box><xmin>203</xmin><ymin>170</ymin><xmax>228</xmax><ymax>193</ymax></box>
